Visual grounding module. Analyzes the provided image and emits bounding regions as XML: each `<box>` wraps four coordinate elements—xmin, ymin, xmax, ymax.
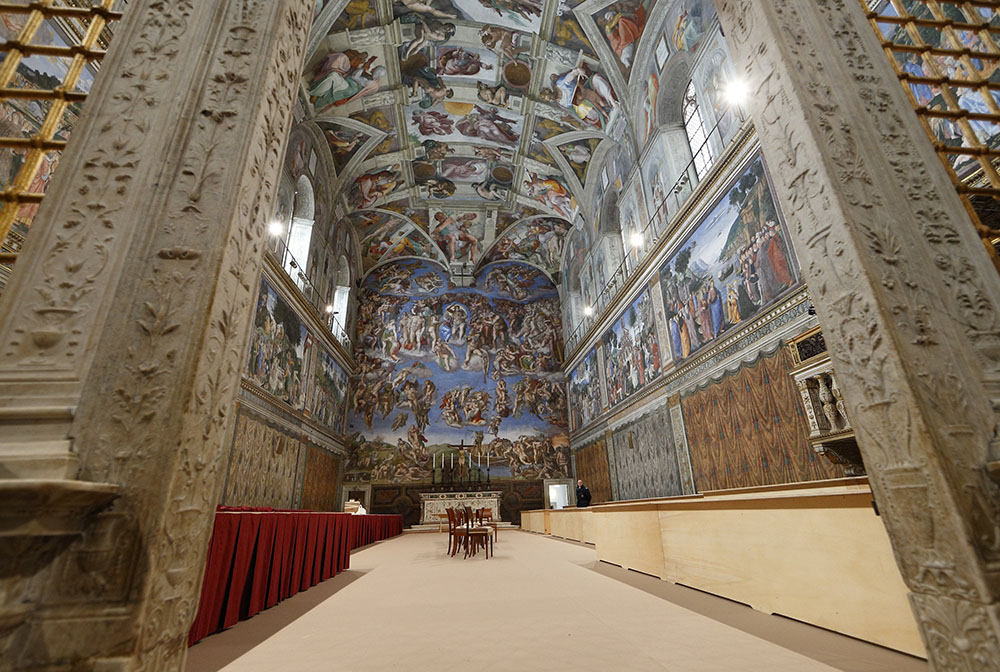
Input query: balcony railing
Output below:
<box><xmin>268</xmin><ymin>235</ymin><xmax>351</xmax><ymax>348</ymax></box>
<box><xmin>565</xmin><ymin>107</ymin><xmax>745</xmax><ymax>354</ymax></box>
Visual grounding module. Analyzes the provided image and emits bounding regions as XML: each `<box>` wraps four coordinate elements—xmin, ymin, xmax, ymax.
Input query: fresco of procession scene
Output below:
<box><xmin>872</xmin><ymin>0</ymin><xmax>1000</xmax><ymax>178</ymax></box>
<box><xmin>310</xmin><ymin>342</ymin><xmax>350</xmax><ymax>435</ymax></box>
<box><xmin>246</xmin><ymin>278</ymin><xmax>309</xmax><ymax>410</ymax></box>
<box><xmin>602</xmin><ymin>289</ymin><xmax>663</xmax><ymax>407</ymax></box>
<box><xmin>658</xmin><ymin>155</ymin><xmax>799</xmax><ymax>364</ymax></box>
<box><xmin>568</xmin><ymin>347</ymin><xmax>603</xmax><ymax>430</ymax></box>
<box><xmin>346</xmin><ymin>259</ymin><xmax>569</xmax><ymax>484</ymax></box>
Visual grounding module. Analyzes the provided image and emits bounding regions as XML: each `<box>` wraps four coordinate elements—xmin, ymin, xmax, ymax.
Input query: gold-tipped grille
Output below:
<box><xmin>862</xmin><ymin>0</ymin><xmax>1000</xmax><ymax>270</ymax></box>
<box><xmin>0</xmin><ymin>0</ymin><xmax>122</xmax><ymax>280</ymax></box>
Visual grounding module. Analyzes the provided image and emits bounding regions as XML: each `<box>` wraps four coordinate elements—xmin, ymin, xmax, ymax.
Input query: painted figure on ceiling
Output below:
<box><xmin>457</xmin><ymin>105</ymin><xmax>520</xmax><ymax>145</ymax></box>
<box><xmin>351</xmin><ymin>165</ymin><xmax>401</xmax><ymax>209</ymax></box>
<box><xmin>477</xmin><ymin>0</ymin><xmax>541</xmax><ymax>22</ymax></box>
<box><xmin>309</xmin><ymin>50</ymin><xmax>385</xmax><ymax>111</ymax></box>
<box><xmin>437</xmin><ymin>47</ymin><xmax>493</xmax><ymax>76</ymax></box>
<box><xmin>603</xmin><ymin>1</ymin><xmax>647</xmax><ymax>67</ymax></box>
<box><xmin>479</xmin><ymin>25</ymin><xmax>527</xmax><ymax>59</ymax></box>
<box><xmin>413</xmin><ymin>109</ymin><xmax>454</xmax><ymax>136</ymax></box>
<box><xmin>398</xmin><ymin>0</ymin><xmax>457</xmax><ymax>20</ymax></box>
<box><xmin>539</xmin><ymin>64</ymin><xmax>617</xmax><ymax>128</ymax></box>
<box><xmin>401</xmin><ymin>52</ymin><xmax>455</xmax><ymax>107</ymax></box>
<box><xmin>422</xmin><ymin>139</ymin><xmax>455</xmax><ymax>160</ymax></box>
<box><xmin>477</xmin><ymin>81</ymin><xmax>510</xmax><ymax>107</ymax></box>
<box><xmin>401</xmin><ymin>14</ymin><xmax>456</xmax><ymax>60</ymax></box>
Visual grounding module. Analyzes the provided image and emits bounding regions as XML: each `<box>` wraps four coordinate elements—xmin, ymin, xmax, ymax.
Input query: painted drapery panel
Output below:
<box><xmin>222</xmin><ymin>411</ymin><xmax>304</xmax><ymax>509</ymax></box>
<box><xmin>607</xmin><ymin>402</ymin><xmax>684</xmax><ymax>500</ymax></box>
<box><xmin>680</xmin><ymin>347</ymin><xmax>842</xmax><ymax>492</ymax></box>
<box><xmin>300</xmin><ymin>444</ymin><xmax>342</xmax><ymax>511</ymax></box>
<box><xmin>602</xmin><ymin>289</ymin><xmax>663</xmax><ymax>407</ymax></box>
<box><xmin>247</xmin><ymin>277</ymin><xmax>309</xmax><ymax>410</ymax></box>
<box><xmin>574</xmin><ymin>436</ymin><xmax>612</xmax><ymax>504</ymax></box>
<box><xmin>658</xmin><ymin>156</ymin><xmax>799</xmax><ymax>364</ymax></box>
<box><xmin>347</xmin><ymin>259</ymin><xmax>569</xmax><ymax>484</ymax></box>
<box><xmin>568</xmin><ymin>347</ymin><xmax>602</xmax><ymax>430</ymax></box>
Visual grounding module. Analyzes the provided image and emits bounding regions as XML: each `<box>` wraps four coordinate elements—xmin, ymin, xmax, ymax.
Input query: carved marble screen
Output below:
<box><xmin>680</xmin><ymin>346</ymin><xmax>842</xmax><ymax>492</ymax></box>
<box><xmin>658</xmin><ymin>155</ymin><xmax>799</xmax><ymax>364</ymax></box>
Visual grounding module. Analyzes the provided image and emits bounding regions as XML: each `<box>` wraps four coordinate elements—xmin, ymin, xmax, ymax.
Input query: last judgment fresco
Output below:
<box><xmin>346</xmin><ymin>259</ymin><xmax>569</xmax><ymax>483</ymax></box>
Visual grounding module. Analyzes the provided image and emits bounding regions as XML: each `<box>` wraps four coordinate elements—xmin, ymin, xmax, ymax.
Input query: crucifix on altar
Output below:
<box><xmin>430</xmin><ymin>438</ymin><xmax>491</xmax><ymax>491</ymax></box>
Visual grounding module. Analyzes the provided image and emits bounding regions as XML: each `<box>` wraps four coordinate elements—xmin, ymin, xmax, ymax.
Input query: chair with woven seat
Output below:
<box><xmin>463</xmin><ymin>506</ymin><xmax>492</xmax><ymax>558</ymax></box>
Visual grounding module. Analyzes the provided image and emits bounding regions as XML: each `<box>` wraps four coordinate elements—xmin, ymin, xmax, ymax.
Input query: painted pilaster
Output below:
<box><xmin>716</xmin><ymin>1</ymin><xmax>1000</xmax><ymax>668</ymax></box>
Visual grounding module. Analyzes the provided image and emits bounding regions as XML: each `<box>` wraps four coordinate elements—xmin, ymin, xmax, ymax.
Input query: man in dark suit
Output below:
<box><xmin>576</xmin><ymin>479</ymin><xmax>592</xmax><ymax>508</ymax></box>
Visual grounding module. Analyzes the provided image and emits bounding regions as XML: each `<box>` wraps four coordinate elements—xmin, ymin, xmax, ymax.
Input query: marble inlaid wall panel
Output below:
<box><xmin>222</xmin><ymin>411</ymin><xmax>304</xmax><ymax>508</ymax></box>
<box><xmin>608</xmin><ymin>402</ymin><xmax>684</xmax><ymax>500</ymax></box>
<box><xmin>680</xmin><ymin>347</ymin><xmax>842</xmax><ymax>492</ymax></box>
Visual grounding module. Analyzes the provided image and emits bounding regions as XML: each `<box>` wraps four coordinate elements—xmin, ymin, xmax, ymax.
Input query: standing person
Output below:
<box><xmin>576</xmin><ymin>479</ymin><xmax>592</xmax><ymax>508</ymax></box>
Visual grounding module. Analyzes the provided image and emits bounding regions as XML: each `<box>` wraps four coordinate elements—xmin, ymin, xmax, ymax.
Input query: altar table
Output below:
<box><xmin>188</xmin><ymin>508</ymin><xmax>402</xmax><ymax>645</ymax></box>
<box><xmin>419</xmin><ymin>491</ymin><xmax>501</xmax><ymax>524</ymax></box>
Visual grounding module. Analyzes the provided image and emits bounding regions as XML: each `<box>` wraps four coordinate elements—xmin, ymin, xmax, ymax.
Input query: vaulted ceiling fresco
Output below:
<box><xmin>302</xmin><ymin>0</ymin><xmax>700</xmax><ymax>286</ymax></box>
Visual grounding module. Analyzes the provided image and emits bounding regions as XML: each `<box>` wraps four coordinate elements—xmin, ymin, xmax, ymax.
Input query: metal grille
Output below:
<box><xmin>862</xmin><ymin>0</ymin><xmax>1000</xmax><ymax>269</ymax></box>
<box><xmin>0</xmin><ymin>0</ymin><xmax>122</xmax><ymax>285</ymax></box>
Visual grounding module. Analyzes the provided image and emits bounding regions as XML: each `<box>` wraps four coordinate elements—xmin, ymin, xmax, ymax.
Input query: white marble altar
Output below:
<box><xmin>420</xmin><ymin>491</ymin><xmax>501</xmax><ymax>524</ymax></box>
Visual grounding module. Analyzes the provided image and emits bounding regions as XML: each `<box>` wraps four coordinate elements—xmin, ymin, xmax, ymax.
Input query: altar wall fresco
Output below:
<box><xmin>346</xmin><ymin>259</ymin><xmax>569</xmax><ymax>485</ymax></box>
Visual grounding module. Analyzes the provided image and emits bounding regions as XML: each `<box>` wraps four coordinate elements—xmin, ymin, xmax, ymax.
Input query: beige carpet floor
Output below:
<box><xmin>185</xmin><ymin>531</ymin><xmax>920</xmax><ymax>672</ymax></box>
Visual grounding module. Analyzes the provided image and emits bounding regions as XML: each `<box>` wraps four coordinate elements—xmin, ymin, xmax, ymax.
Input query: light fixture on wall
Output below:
<box><xmin>630</xmin><ymin>231</ymin><xmax>644</xmax><ymax>248</ymax></box>
<box><xmin>583</xmin><ymin>306</ymin><xmax>593</xmax><ymax>317</ymax></box>
<box><xmin>722</xmin><ymin>77</ymin><xmax>749</xmax><ymax>106</ymax></box>
<box><xmin>325</xmin><ymin>304</ymin><xmax>335</xmax><ymax>314</ymax></box>
<box><xmin>268</xmin><ymin>221</ymin><xmax>284</xmax><ymax>237</ymax></box>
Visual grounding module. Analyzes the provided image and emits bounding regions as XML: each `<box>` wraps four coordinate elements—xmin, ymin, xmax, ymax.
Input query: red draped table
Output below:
<box><xmin>188</xmin><ymin>508</ymin><xmax>402</xmax><ymax>645</ymax></box>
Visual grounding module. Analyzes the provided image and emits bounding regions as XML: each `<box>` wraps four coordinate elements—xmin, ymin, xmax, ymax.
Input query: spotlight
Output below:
<box><xmin>583</xmin><ymin>306</ymin><xmax>594</xmax><ymax>317</ymax></box>
<box><xmin>325</xmin><ymin>304</ymin><xmax>335</xmax><ymax>314</ymax></box>
<box><xmin>722</xmin><ymin>78</ymin><xmax>749</xmax><ymax>106</ymax></box>
<box><xmin>630</xmin><ymin>231</ymin><xmax>644</xmax><ymax>248</ymax></box>
<box><xmin>268</xmin><ymin>221</ymin><xmax>284</xmax><ymax>237</ymax></box>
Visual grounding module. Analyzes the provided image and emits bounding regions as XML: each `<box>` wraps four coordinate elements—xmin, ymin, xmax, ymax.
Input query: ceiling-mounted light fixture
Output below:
<box><xmin>722</xmin><ymin>78</ymin><xmax>749</xmax><ymax>106</ymax></box>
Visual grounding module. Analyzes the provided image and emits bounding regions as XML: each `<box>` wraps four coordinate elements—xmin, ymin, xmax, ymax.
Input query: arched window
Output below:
<box><xmin>682</xmin><ymin>80</ymin><xmax>715</xmax><ymax>180</ymax></box>
<box><xmin>330</xmin><ymin>254</ymin><xmax>351</xmax><ymax>342</ymax></box>
<box><xmin>284</xmin><ymin>174</ymin><xmax>315</xmax><ymax>288</ymax></box>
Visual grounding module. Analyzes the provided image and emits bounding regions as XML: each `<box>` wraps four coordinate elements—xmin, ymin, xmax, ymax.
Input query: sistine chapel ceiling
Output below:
<box><xmin>300</xmin><ymin>0</ymin><xmax>713</xmax><ymax>286</ymax></box>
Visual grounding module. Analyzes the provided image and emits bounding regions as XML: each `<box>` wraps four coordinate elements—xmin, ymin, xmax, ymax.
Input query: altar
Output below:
<box><xmin>419</xmin><ymin>491</ymin><xmax>502</xmax><ymax>525</ymax></box>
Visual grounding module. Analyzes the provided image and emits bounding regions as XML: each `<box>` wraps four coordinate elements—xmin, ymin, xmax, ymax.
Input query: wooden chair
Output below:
<box><xmin>463</xmin><ymin>506</ymin><xmax>492</xmax><ymax>559</ymax></box>
<box><xmin>476</xmin><ymin>507</ymin><xmax>498</xmax><ymax>544</ymax></box>
<box><xmin>446</xmin><ymin>507</ymin><xmax>465</xmax><ymax>557</ymax></box>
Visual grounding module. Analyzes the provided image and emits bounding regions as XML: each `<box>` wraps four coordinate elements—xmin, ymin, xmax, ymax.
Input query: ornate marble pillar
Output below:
<box><xmin>715</xmin><ymin>2</ymin><xmax>1000</xmax><ymax>668</ymax></box>
<box><xmin>0</xmin><ymin>0</ymin><xmax>313</xmax><ymax>669</ymax></box>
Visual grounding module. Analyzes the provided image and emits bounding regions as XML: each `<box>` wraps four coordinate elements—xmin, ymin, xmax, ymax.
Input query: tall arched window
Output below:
<box><xmin>284</xmin><ymin>174</ymin><xmax>315</xmax><ymax>288</ymax></box>
<box><xmin>682</xmin><ymin>80</ymin><xmax>715</xmax><ymax>180</ymax></box>
<box><xmin>330</xmin><ymin>254</ymin><xmax>351</xmax><ymax>342</ymax></box>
